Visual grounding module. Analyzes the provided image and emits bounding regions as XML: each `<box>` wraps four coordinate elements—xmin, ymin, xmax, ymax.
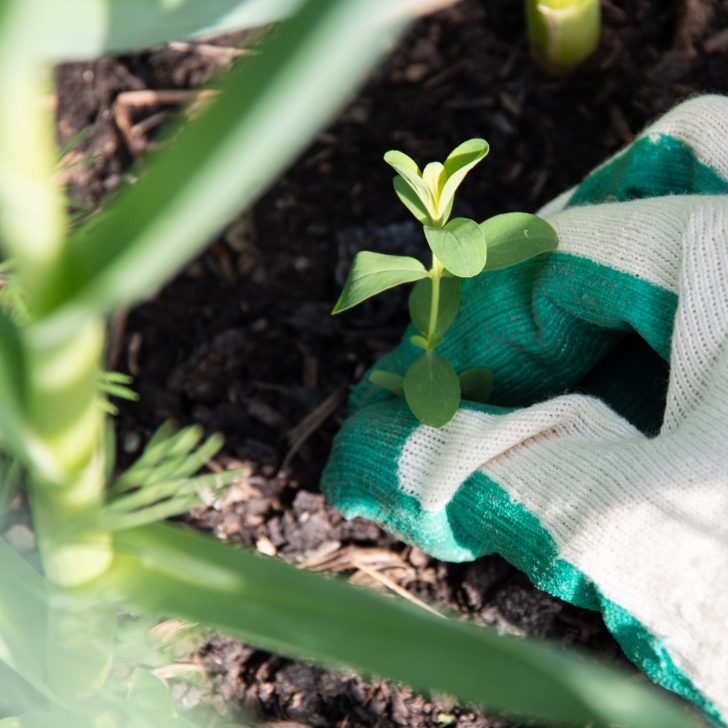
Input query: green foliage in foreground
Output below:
<box><xmin>0</xmin><ymin>0</ymin><xmax>705</xmax><ymax>726</ymax></box>
<box><xmin>334</xmin><ymin>141</ymin><xmax>558</xmax><ymax>427</ymax></box>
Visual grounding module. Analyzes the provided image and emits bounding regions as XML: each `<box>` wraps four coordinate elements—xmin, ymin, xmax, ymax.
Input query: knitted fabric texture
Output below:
<box><xmin>321</xmin><ymin>95</ymin><xmax>728</xmax><ymax>724</ymax></box>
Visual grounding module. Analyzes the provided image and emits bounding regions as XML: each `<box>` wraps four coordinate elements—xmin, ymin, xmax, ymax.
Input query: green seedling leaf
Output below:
<box><xmin>481</xmin><ymin>212</ymin><xmax>558</xmax><ymax>271</ymax></box>
<box><xmin>384</xmin><ymin>149</ymin><xmax>435</xmax><ymax>211</ymax></box>
<box><xmin>459</xmin><ymin>368</ymin><xmax>494</xmax><ymax>404</ymax></box>
<box><xmin>424</xmin><ymin>218</ymin><xmax>487</xmax><ymax>278</ymax></box>
<box><xmin>422</xmin><ymin>161</ymin><xmax>447</xmax><ymax>200</ymax></box>
<box><xmin>408</xmin><ymin>277</ymin><xmax>461</xmax><ymax>338</ymax></box>
<box><xmin>332</xmin><ymin>251</ymin><xmax>428</xmax><ymax>314</ymax></box>
<box><xmin>409</xmin><ymin>334</ymin><xmax>430</xmax><ymax>350</ymax></box>
<box><xmin>393</xmin><ymin>176</ymin><xmax>431</xmax><ymax>225</ymax></box>
<box><xmin>383</xmin><ymin>149</ymin><xmax>419</xmax><ymax>176</ymax></box>
<box><xmin>404</xmin><ymin>351</ymin><xmax>460</xmax><ymax>427</ymax></box>
<box><xmin>439</xmin><ymin>194</ymin><xmax>455</xmax><ymax>228</ymax></box>
<box><xmin>383</xmin><ymin>150</ymin><xmax>434</xmax><ymax>213</ymax></box>
<box><xmin>439</xmin><ymin>138</ymin><xmax>489</xmax><ymax>219</ymax></box>
<box><xmin>368</xmin><ymin>370</ymin><xmax>404</xmax><ymax>398</ymax></box>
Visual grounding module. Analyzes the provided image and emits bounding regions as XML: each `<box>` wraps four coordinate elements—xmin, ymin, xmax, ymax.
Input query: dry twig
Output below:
<box><xmin>280</xmin><ymin>386</ymin><xmax>347</xmax><ymax>472</ymax></box>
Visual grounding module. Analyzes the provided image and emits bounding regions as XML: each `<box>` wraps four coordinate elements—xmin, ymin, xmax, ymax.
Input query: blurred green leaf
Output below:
<box><xmin>332</xmin><ymin>251</ymin><xmax>427</xmax><ymax>314</ymax></box>
<box><xmin>0</xmin><ymin>537</ymin><xmax>48</xmax><ymax>698</ymax></box>
<box><xmin>105</xmin><ymin>423</ymin><xmax>239</xmax><ymax>530</ymax></box>
<box><xmin>125</xmin><ymin>668</ymin><xmax>193</xmax><ymax>727</ymax></box>
<box><xmin>102</xmin><ymin>371</ymin><xmax>134</xmax><ymax>384</ymax></box>
<box><xmin>109</xmin><ymin>424</ymin><xmax>220</xmax><ymax>495</ymax></box>
<box><xmin>0</xmin><ymin>711</ymin><xmax>77</xmax><ymax>728</ymax></box>
<box><xmin>0</xmin><ymin>5</ymin><xmax>65</xmax><ymax>294</ymax></box>
<box><xmin>0</xmin><ymin>310</ymin><xmax>56</xmax><ymax>476</ymax></box>
<box><xmin>35</xmin><ymin>0</ymin><xmax>411</xmax><ymax>336</ymax></box>
<box><xmin>459</xmin><ymin>367</ymin><xmax>494</xmax><ymax>404</ymax></box>
<box><xmin>368</xmin><ymin>370</ymin><xmax>404</xmax><ymax>398</ymax></box>
<box><xmin>0</xmin><ymin>264</ymin><xmax>30</xmax><ymax>325</ymax></box>
<box><xmin>0</xmin><ymin>456</ymin><xmax>23</xmax><ymax>523</ymax></box>
<box><xmin>424</xmin><ymin>218</ymin><xmax>486</xmax><ymax>278</ymax></box>
<box><xmin>0</xmin><ymin>661</ymin><xmax>48</xmax><ymax>718</ymax></box>
<box><xmin>481</xmin><ymin>212</ymin><xmax>558</xmax><ymax>271</ymax></box>
<box><xmin>105</xmin><ymin>471</ymin><xmax>240</xmax><ymax>531</ymax></box>
<box><xmin>108</xmin><ymin>523</ymin><xmax>702</xmax><ymax>728</ymax></box>
<box><xmin>526</xmin><ymin>0</ymin><xmax>601</xmax><ymax>75</ymax></box>
<box><xmin>98</xmin><ymin>382</ymin><xmax>138</xmax><ymax>402</ymax></box>
<box><xmin>404</xmin><ymin>351</ymin><xmax>460</xmax><ymax>427</ymax></box>
<box><xmin>17</xmin><ymin>0</ymin><xmax>307</xmax><ymax>63</ymax></box>
<box><xmin>0</xmin><ymin>307</ymin><xmax>28</xmax><ymax>414</ymax></box>
<box><xmin>408</xmin><ymin>277</ymin><xmax>460</xmax><ymax>338</ymax></box>
<box><xmin>98</xmin><ymin>371</ymin><xmax>138</xmax><ymax>414</ymax></box>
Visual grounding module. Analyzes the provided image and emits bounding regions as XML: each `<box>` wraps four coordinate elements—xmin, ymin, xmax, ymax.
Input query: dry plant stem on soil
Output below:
<box><xmin>113</xmin><ymin>89</ymin><xmax>218</xmax><ymax>154</ymax></box>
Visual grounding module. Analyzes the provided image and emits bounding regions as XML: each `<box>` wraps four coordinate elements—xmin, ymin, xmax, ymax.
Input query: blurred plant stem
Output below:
<box><xmin>525</xmin><ymin>0</ymin><xmax>601</xmax><ymax>75</ymax></box>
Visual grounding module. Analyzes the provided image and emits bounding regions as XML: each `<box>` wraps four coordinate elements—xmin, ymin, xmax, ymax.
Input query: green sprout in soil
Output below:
<box><xmin>526</xmin><ymin>0</ymin><xmax>602</xmax><ymax>74</ymax></box>
<box><xmin>333</xmin><ymin>139</ymin><xmax>558</xmax><ymax>427</ymax></box>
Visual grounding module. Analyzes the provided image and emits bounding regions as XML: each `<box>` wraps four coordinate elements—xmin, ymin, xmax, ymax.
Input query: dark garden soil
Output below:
<box><xmin>54</xmin><ymin>1</ymin><xmax>728</xmax><ymax>726</ymax></box>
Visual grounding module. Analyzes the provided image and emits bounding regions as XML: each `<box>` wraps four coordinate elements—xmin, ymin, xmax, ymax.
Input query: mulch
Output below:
<box><xmin>54</xmin><ymin>1</ymin><xmax>728</xmax><ymax>725</ymax></box>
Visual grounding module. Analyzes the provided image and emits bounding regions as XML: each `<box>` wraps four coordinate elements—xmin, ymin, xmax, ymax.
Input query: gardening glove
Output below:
<box><xmin>322</xmin><ymin>94</ymin><xmax>728</xmax><ymax>724</ymax></box>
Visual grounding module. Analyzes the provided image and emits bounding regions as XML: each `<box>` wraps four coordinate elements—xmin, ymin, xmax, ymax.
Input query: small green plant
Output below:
<box><xmin>333</xmin><ymin>140</ymin><xmax>558</xmax><ymax>427</ymax></box>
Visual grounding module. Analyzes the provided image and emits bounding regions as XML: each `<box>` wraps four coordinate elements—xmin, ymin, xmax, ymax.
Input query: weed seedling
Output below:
<box><xmin>333</xmin><ymin>139</ymin><xmax>558</xmax><ymax>427</ymax></box>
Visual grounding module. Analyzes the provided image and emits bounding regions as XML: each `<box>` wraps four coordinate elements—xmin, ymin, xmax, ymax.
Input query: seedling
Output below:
<box><xmin>333</xmin><ymin>139</ymin><xmax>558</xmax><ymax>427</ymax></box>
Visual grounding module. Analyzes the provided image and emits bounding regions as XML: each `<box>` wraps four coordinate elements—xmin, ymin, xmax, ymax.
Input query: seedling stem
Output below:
<box><xmin>427</xmin><ymin>257</ymin><xmax>444</xmax><ymax>348</ymax></box>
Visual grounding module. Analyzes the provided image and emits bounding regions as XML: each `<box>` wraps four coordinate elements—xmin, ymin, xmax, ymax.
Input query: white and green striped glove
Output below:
<box><xmin>322</xmin><ymin>95</ymin><xmax>728</xmax><ymax>723</ymax></box>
